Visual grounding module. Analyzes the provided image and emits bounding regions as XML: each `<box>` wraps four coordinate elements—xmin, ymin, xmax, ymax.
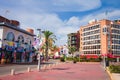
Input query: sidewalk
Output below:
<box><xmin>112</xmin><ymin>73</ymin><xmax>120</xmax><ymax>80</ymax></box>
<box><xmin>106</xmin><ymin>66</ymin><xmax>120</xmax><ymax>80</ymax></box>
<box><xmin>0</xmin><ymin>59</ymin><xmax>58</xmax><ymax>69</ymax></box>
<box><xmin>0</xmin><ymin>62</ymin><xmax>111</xmax><ymax>80</ymax></box>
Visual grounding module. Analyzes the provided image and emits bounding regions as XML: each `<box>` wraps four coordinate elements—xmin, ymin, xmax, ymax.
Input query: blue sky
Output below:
<box><xmin>0</xmin><ymin>0</ymin><xmax>120</xmax><ymax>46</ymax></box>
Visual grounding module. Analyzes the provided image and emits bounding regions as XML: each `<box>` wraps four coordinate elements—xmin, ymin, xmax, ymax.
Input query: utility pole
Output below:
<box><xmin>37</xmin><ymin>28</ymin><xmax>41</xmax><ymax>71</ymax></box>
<box><xmin>103</xmin><ymin>55</ymin><xmax>106</xmax><ymax>69</ymax></box>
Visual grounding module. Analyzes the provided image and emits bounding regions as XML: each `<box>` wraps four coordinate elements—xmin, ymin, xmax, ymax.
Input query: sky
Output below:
<box><xmin>0</xmin><ymin>0</ymin><xmax>120</xmax><ymax>46</ymax></box>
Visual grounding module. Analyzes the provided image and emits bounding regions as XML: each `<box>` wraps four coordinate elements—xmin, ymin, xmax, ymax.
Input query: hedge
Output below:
<box><xmin>109</xmin><ymin>65</ymin><xmax>120</xmax><ymax>73</ymax></box>
<box><xmin>65</xmin><ymin>57</ymin><xmax>102</xmax><ymax>62</ymax></box>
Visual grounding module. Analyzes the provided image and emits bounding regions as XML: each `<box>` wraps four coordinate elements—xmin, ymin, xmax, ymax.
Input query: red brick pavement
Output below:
<box><xmin>0</xmin><ymin>62</ymin><xmax>110</xmax><ymax>80</ymax></box>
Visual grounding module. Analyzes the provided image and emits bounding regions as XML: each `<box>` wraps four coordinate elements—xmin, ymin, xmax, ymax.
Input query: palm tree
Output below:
<box><xmin>43</xmin><ymin>30</ymin><xmax>56</xmax><ymax>61</ymax></box>
<box><xmin>52</xmin><ymin>45</ymin><xmax>59</xmax><ymax>51</ymax></box>
<box><xmin>48</xmin><ymin>38</ymin><xmax>56</xmax><ymax>50</ymax></box>
<box><xmin>50</xmin><ymin>45</ymin><xmax>59</xmax><ymax>58</ymax></box>
<box><xmin>68</xmin><ymin>46</ymin><xmax>77</xmax><ymax>57</ymax></box>
<box><xmin>52</xmin><ymin>45</ymin><xmax>59</xmax><ymax>54</ymax></box>
<box><xmin>68</xmin><ymin>46</ymin><xmax>77</xmax><ymax>63</ymax></box>
<box><xmin>40</xmin><ymin>44</ymin><xmax>46</xmax><ymax>59</ymax></box>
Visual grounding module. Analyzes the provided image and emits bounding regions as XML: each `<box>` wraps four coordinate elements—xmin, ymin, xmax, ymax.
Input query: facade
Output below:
<box><xmin>67</xmin><ymin>31</ymin><xmax>80</xmax><ymax>51</ymax></box>
<box><xmin>59</xmin><ymin>45</ymin><xmax>69</xmax><ymax>57</ymax></box>
<box><xmin>79</xmin><ymin>19</ymin><xmax>120</xmax><ymax>58</ymax></box>
<box><xmin>0</xmin><ymin>16</ymin><xmax>35</xmax><ymax>63</ymax></box>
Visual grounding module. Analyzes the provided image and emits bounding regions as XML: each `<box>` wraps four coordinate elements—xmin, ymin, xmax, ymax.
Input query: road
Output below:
<box><xmin>0</xmin><ymin>63</ymin><xmax>38</xmax><ymax>76</ymax></box>
<box><xmin>0</xmin><ymin>59</ymin><xmax>58</xmax><ymax>76</ymax></box>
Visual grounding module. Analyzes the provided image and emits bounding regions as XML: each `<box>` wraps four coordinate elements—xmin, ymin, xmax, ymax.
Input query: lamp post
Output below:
<box><xmin>103</xmin><ymin>54</ymin><xmax>106</xmax><ymax>69</ymax></box>
<box><xmin>37</xmin><ymin>28</ymin><xmax>41</xmax><ymax>71</ymax></box>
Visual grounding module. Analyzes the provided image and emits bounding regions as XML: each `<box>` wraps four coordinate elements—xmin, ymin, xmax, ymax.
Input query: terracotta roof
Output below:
<box><xmin>0</xmin><ymin>22</ymin><xmax>35</xmax><ymax>36</ymax></box>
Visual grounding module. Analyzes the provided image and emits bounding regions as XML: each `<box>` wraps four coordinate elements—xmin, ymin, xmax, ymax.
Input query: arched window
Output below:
<box><xmin>6</xmin><ymin>32</ymin><xmax>15</xmax><ymax>41</ymax></box>
<box><xmin>18</xmin><ymin>35</ymin><xmax>24</xmax><ymax>43</ymax></box>
<box><xmin>26</xmin><ymin>38</ymin><xmax>31</xmax><ymax>45</ymax></box>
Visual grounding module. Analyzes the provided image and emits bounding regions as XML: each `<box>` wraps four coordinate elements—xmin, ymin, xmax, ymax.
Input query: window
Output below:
<box><xmin>26</xmin><ymin>38</ymin><xmax>31</xmax><ymax>45</ymax></box>
<box><xmin>69</xmin><ymin>37</ymin><xmax>70</xmax><ymax>39</ymax></box>
<box><xmin>18</xmin><ymin>35</ymin><xmax>24</xmax><ymax>43</ymax></box>
<box><xmin>72</xmin><ymin>41</ymin><xmax>75</xmax><ymax>44</ymax></box>
<box><xmin>6</xmin><ymin>32</ymin><xmax>15</xmax><ymax>41</ymax></box>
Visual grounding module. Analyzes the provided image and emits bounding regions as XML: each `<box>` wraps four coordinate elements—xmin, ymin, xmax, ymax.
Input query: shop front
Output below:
<box><xmin>0</xmin><ymin>16</ymin><xmax>35</xmax><ymax>64</ymax></box>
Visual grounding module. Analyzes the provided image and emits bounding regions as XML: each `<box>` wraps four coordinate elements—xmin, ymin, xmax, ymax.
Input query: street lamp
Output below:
<box><xmin>103</xmin><ymin>54</ymin><xmax>106</xmax><ymax>69</ymax></box>
<box><xmin>37</xmin><ymin>28</ymin><xmax>41</xmax><ymax>71</ymax></box>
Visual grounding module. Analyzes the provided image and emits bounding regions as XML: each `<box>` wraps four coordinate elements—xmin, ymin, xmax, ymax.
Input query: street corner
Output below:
<box><xmin>106</xmin><ymin>67</ymin><xmax>114</xmax><ymax>80</ymax></box>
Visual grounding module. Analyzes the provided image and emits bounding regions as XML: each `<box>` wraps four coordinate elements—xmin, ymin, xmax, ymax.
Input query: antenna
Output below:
<box><xmin>105</xmin><ymin>10</ymin><xmax>109</xmax><ymax>20</ymax></box>
<box><xmin>5</xmin><ymin>10</ymin><xmax>10</xmax><ymax>18</ymax></box>
<box><xmin>4</xmin><ymin>10</ymin><xmax>10</xmax><ymax>23</ymax></box>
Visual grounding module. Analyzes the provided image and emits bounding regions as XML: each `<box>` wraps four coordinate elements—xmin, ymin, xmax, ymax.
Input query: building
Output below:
<box><xmin>59</xmin><ymin>45</ymin><xmax>69</xmax><ymax>57</ymax></box>
<box><xmin>67</xmin><ymin>31</ymin><xmax>80</xmax><ymax>51</ymax></box>
<box><xmin>79</xmin><ymin>19</ymin><xmax>120</xmax><ymax>58</ymax></box>
<box><xmin>0</xmin><ymin>16</ymin><xmax>35</xmax><ymax>63</ymax></box>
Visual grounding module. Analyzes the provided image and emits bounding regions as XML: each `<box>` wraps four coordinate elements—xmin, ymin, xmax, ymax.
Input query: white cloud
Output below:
<box><xmin>57</xmin><ymin>26</ymin><xmax>79</xmax><ymax>35</ymax></box>
<box><xmin>66</xmin><ymin>16</ymin><xmax>81</xmax><ymax>27</ymax></box>
<box><xmin>48</xmin><ymin>0</ymin><xmax>101</xmax><ymax>11</ymax></box>
<box><xmin>75</xmin><ymin>9</ymin><xmax>120</xmax><ymax>26</ymax></box>
<box><xmin>0</xmin><ymin>11</ymin><xmax>80</xmax><ymax>46</ymax></box>
<box><xmin>1</xmin><ymin>0</ymin><xmax>120</xmax><ymax>46</ymax></box>
<box><xmin>107</xmin><ymin>10</ymin><xmax>120</xmax><ymax>19</ymax></box>
<box><xmin>0</xmin><ymin>0</ymin><xmax>101</xmax><ymax>12</ymax></box>
<box><xmin>57</xmin><ymin>36</ymin><xmax>68</xmax><ymax>46</ymax></box>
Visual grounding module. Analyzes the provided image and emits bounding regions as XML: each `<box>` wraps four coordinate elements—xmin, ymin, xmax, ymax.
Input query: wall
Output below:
<box><xmin>100</xmin><ymin>20</ymin><xmax>111</xmax><ymax>55</ymax></box>
<box><xmin>2</xmin><ymin>26</ymin><xmax>34</xmax><ymax>47</ymax></box>
<box><xmin>0</xmin><ymin>26</ymin><xmax>3</xmax><ymax>47</ymax></box>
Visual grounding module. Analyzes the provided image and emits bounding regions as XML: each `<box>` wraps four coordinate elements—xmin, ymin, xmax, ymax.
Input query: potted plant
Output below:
<box><xmin>73</xmin><ymin>57</ymin><xmax>77</xmax><ymax>63</ymax></box>
<box><xmin>60</xmin><ymin>54</ymin><xmax>66</xmax><ymax>62</ymax></box>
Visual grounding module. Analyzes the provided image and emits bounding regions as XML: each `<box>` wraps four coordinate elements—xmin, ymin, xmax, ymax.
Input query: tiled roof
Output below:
<box><xmin>0</xmin><ymin>22</ymin><xmax>35</xmax><ymax>36</ymax></box>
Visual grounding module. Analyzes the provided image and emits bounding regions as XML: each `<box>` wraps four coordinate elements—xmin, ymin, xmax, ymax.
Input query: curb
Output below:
<box><xmin>106</xmin><ymin>67</ymin><xmax>114</xmax><ymax>80</ymax></box>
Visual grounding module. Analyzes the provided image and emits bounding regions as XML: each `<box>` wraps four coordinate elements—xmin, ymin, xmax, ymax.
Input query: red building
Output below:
<box><xmin>67</xmin><ymin>31</ymin><xmax>80</xmax><ymax>51</ymax></box>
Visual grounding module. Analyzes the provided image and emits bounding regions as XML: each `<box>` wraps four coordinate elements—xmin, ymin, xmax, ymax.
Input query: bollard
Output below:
<box><xmin>50</xmin><ymin>64</ymin><xmax>53</xmax><ymax>70</ymax></box>
<box><xmin>54</xmin><ymin>64</ymin><xmax>56</xmax><ymax>67</ymax></box>
<box><xmin>42</xmin><ymin>65</ymin><xmax>46</xmax><ymax>70</ymax></box>
<box><xmin>48</xmin><ymin>64</ymin><xmax>51</xmax><ymax>70</ymax></box>
<box><xmin>42</xmin><ymin>65</ymin><xmax>44</xmax><ymax>70</ymax></box>
<box><xmin>56</xmin><ymin>62</ymin><xmax>58</xmax><ymax>65</ymax></box>
<box><xmin>52</xmin><ymin>64</ymin><xmax>55</xmax><ymax>67</ymax></box>
<box><xmin>28</xmin><ymin>67</ymin><xmax>31</xmax><ymax>72</ymax></box>
<box><xmin>40</xmin><ymin>65</ymin><xmax>43</xmax><ymax>70</ymax></box>
<box><xmin>11</xmin><ymin>69</ymin><xmax>15</xmax><ymax>75</ymax></box>
<box><xmin>55</xmin><ymin>63</ymin><xmax>57</xmax><ymax>66</ymax></box>
<box><xmin>45</xmin><ymin>65</ymin><xmax>47</xmax><ymax>70</ymax></box>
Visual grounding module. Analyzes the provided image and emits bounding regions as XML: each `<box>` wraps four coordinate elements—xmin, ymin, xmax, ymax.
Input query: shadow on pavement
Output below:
<box><xmin>12</xmin><ymin>62</ymin><xmax>54</xmax><ymax>65</ymax></box>
<box><xmin>52</xmin><ymin>67</ymin><xmax>70</xmax><ymax>70</ymax></box>
<box><xmin>15</xmin><ymin>73</ymin><xmax>24</xmax><ymax>76</ymax></box>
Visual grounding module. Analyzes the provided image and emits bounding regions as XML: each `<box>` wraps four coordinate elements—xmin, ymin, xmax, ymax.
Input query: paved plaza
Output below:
<box><xmin>0</xmin><ymin>62</ymin><xmax>110</xmax><ymax>80</ymax></box>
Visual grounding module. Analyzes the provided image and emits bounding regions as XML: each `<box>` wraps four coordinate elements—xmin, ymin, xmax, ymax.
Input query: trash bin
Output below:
<box><xmin>106</xmin><ymin>60</ymin><xmax>109</xmax><ymax>66</ymax></box>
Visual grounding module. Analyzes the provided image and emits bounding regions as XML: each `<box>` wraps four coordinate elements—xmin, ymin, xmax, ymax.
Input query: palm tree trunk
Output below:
<box><xmin>45</xmin><ymin>41</ymin><xmax>48</xmax><ymax>61</ymax></box>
